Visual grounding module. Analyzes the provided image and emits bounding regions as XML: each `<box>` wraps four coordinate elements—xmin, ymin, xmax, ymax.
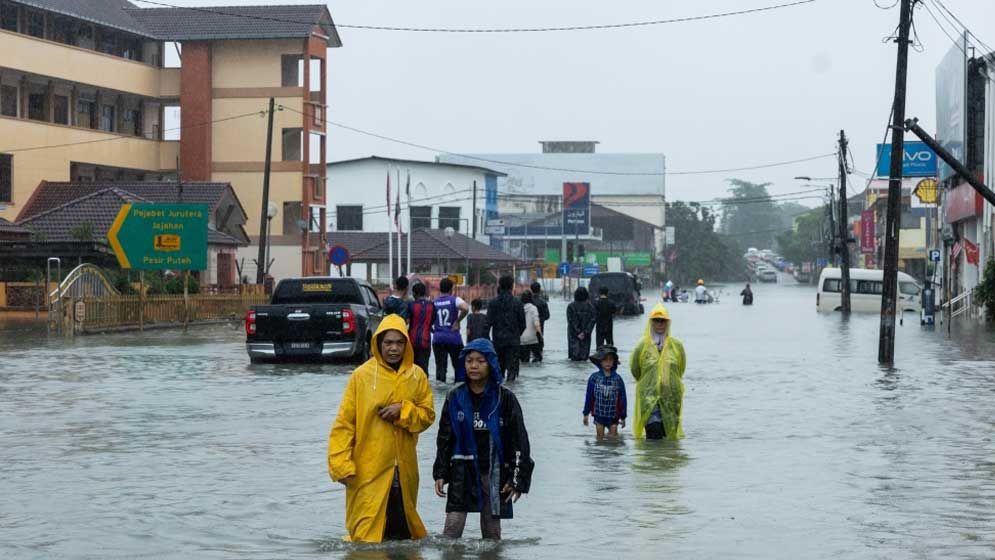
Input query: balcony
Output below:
<box><xmin>0</xmin><ymin>29</ymin><xmax>161</xmax><ymax>98</ymax></box>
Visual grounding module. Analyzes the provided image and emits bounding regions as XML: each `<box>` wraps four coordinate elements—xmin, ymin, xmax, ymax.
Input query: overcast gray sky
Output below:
<box><xmin>176</xmin><ymin>0</ymin><xmax>995</xmax><ymax>204</ymax></box>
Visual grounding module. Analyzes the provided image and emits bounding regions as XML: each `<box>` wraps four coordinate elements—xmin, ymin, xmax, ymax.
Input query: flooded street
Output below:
<box><xmin>3</xmin><ymin>278</ymin><xmax>995</xmax><ymax>559</ymax></box>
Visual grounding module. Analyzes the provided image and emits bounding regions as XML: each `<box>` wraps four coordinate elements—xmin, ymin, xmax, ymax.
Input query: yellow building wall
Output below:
<box><xmin>212</xmin><ymin>40</ymin><xmax>304</xmax><ymax>89</ymax></box>
<box><xmin>0</xmin><ymin>117</ymin><xmax>173</xmax><ymax>221</ymax></box>
<box><xmin>211</xmin><ymin>98</ymin><xmax>304</xmax><ymax>162</ymax></box>
<box><xmin>0</xmin><ymin>30</ymin><xmax>163</xmax><ymax>98</ymax></box>
<box><xmin>211</xmin><ymin>171</ymin><xmax>302</xmax><ymax>238</ymax></box>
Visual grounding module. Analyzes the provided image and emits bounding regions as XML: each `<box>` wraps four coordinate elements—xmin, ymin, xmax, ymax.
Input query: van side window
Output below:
<box><xmin>854</xmin><ymin>280</ymin><xmax>883</xmax><ymax>295</ymax></box>
<box><xmin>899</xmin><ymin>282</ymin><xmax>920</xmax><ymax>296</ymax></box>
<box><xmin>822</xmin><ymin>279</ymin><xmax>841</xmax><ymax>293</ymax></box>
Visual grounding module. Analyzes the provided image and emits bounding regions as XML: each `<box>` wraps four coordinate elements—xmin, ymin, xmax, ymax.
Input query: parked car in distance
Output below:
<box><xmin>758</xmin><ymin>269</ymin><xmax>778</xmax><ymax>282</ymax></box>
<box><xmin>245</xmin><ymin>277</ymin><xmax>383</xmax><ymax>363</ymax></box>
<box><xmin>816</xmin><ymin>267</ymin><xmax>921</xmax><ymax>313</ymax></box>
<box><xmin>588</xmin><ymin>272</ymin><xmax>644</xmax><ymax>315</ymax></box>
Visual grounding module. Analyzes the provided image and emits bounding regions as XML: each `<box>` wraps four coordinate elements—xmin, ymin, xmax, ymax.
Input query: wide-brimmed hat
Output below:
<box><xmin>590</xmin><ymin>345</ymin><xmax>620</xmax><ymax>368</ymax></box>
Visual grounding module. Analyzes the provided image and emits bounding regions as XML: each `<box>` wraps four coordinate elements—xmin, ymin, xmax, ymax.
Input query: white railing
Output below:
<box><xmin>941</xmin><ymin>290</ymin><xmax>974</xmax><ymax>319</ymax></box>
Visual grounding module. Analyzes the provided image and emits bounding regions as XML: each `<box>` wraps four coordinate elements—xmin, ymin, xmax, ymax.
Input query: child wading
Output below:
<box><xmin>582</xmin><ymin>345</ymin><xmax>627</xmax><ymax>440</ymax></box>
<box><xmin>465</xmin><ymin>298</ymin><xmax>488</xmax><ymax>343</ymax></box>
<box><xmin>433</xmin><ymin>339</ymin><xmax>534</xmax><ymax>540</ymax></box>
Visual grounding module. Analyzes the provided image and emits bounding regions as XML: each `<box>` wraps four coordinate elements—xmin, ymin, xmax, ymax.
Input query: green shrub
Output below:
<box><xmin>974</xmin><ymin>258</ymin><xmax>995</xmax><ymax>321</ymax></box>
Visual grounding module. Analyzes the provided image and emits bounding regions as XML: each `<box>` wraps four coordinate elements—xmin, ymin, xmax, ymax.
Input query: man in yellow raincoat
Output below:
<box><xmin>629</xmin><ymin>303</ymin><xmax>686</xmax><ymax>440</ymax></box>
<box><xmin>327</xmin><ymin>314</ymin><xmax>436</xmax><ymax>542</ymax></box>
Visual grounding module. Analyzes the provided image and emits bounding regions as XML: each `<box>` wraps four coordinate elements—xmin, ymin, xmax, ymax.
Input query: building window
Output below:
<box><xmin>1</xmin><ymin>3</ymin><xmax>18</xmax><ymax>32</ymax></box>
<box><xmin>97</xmin><ymin>29</ymin><xmax>116</xmax><ymax>54</ymax></box>
<box><xmin>130</xmin><ymin>109</ymin><xmax>142</xmax><ymax>136</ymax></box>
<box><xmin>281</xmin><ymin>55</ymin><xmax>303</xmax><ymax>87</ymax></box>
<box><xmin>100</xmin><ymin>104</ymin><xmax>115</xmax><ymax>132</ymax></box>
<box><xmin>121</xmin><ymin>37</ymin><xmax>141</xmax><ymax>60</ymax></box>
<box><xmin>336</xmin><ymin>205</ymin><xmax>363</xmax><ymax>231</ymax></box>
<box><xmin>282</xmin><ymin>201</ymin><xmax>303</xmax><ymax>235</ymax></box>
<box><xmin>410</xmin><ymin>206</ymin><xmax>432</xmax><ymax>230</ymax></box>
<box><xmin>26</xmin><ymin>10</ymin><xmax>44</xmax><ymax>38</ymax></box>
<box><xmin>28</xmin><ymin>93</ymin><xmax>45</xmax><ymax>121</ymax></box>
<box><xmin>0</xmin><ymin>85</ymin><xmax>16</xmax><ymax>117</ymax></box>
<box><xmin>438</xmin><ymin>207</ymin><xmax>461</xmax><ymax>232</ymax></box>
<box><xmin>0</xmin><ymin>153</ymin><xmax>11</xmax><ymax>203</ymax></box>
<box><xmin>53</xmin><ymin>95</ymin><xmax>68</xmax><ymax>125</ymax></box>
<box><xmin>76</xmin><ymin>99</ymin><xmax>95</xmax><ymax>128</ymax></box>
<box><xmin>281</xmin><ymin>128</ymin><xmax>302</xmax><ymax>161</ymax></box>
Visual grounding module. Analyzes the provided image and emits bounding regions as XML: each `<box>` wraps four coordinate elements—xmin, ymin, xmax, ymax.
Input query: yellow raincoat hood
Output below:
<box><xmin>327</xmin><ymin>314</ymin><xmax>436</xmax><ymax>542</ymax></box>
<box><xmin>629</xmin><ymin>303</ymin><xmax>686</xmax><ymax>439</ymax></box>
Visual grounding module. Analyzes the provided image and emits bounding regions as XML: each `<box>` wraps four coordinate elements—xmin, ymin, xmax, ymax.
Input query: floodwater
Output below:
<box><xmin>2</xmin><ymin>277</ymin><xmax>995</xmax><ymax>559</ymax></box>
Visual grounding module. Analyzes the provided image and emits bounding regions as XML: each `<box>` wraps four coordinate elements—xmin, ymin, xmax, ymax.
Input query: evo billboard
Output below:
<box><xmin>875</xmin><ymin>142</ymin><xmax>938</xmax><ymax>177</ymax></box>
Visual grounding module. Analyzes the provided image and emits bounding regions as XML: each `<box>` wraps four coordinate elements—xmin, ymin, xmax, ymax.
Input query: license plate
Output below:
<box><xmin>289</xmin><ymin>342</ymin><xmax>312</xmax><ymax>349</ymax></box>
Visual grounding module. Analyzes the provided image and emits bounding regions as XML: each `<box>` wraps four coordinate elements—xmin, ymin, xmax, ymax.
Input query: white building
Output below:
<box><xmin>326</xmin><ymin>156</ymin><xmax>507</xmax><ymax>239</ymax></box>
<box><xmin>437</xmin><ymin>141</ymin><xmax>667</xmax><ymax>266</ymax></box>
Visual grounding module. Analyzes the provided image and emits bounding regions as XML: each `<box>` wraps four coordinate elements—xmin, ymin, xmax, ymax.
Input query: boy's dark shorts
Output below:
<box><xmin>593</xmin><ymin>416</ymin><xmax>621</xmax><ymax>428</ymax></box>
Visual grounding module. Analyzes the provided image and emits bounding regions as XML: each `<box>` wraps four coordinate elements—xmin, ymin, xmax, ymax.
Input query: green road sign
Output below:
<box><xmin>108</xmin><ymin>203</ymin><xmax>209</xmax><ymax>270</ymax></box>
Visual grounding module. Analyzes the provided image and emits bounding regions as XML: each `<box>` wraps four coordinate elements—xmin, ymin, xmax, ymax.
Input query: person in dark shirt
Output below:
<box><xmin>465</xmin><ymin>298</ymin><xmax>489</xmax><ymax>342</ymax></box>
<box><xmin>740</xmin><ymin>283</ymin><xmax>754</xmax><ymax>305</ymax></box>
<box><xmin>383</xmin><ymin>276</ymin><xmax>410</xmax><ymax>322</ymax></box>
<box><xmin>433</xmin><ymin>338</ymin><xmax>533</xmax><ymax>540</ymax></box>
<box><xmin>485</xmin><ymin>276</ymin><xmax>526</xmax><ymax>382</ymax></box>
<box><xmin>408</xmin><ymin>282</ymin><xmax>434</xmax><ymax>375</ymax></box>
<box><xmin>594</xmin><ymin>286</ymin><xmax>617</xmax><ymax>347</ymax></box>
<box><xmin>566</xmin><ymin>286</ymin><xmax>597</xmax><ymax>361</ymax></box>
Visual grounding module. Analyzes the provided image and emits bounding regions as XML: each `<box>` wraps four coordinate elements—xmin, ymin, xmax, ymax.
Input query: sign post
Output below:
<box><xmin>107</xmin><ymin>203</ymin><xmax>209</xmax><ymax>331</ymax></box>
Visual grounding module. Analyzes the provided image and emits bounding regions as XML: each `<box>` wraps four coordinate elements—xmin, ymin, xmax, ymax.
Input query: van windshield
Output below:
<box><xmin>590</xmin><ymin>275</ymin><xmax>633</xmax><ymax>294</ymax></box>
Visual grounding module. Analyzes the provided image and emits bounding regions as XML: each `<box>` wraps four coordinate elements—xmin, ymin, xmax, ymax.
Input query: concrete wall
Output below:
<box><xmin>0</xmin><ymin>117</ymin><xmax>173</xmax><ymax>220</ymax></box>
<box><xmin>0</xmin><ymin>29</ymin><xmax>163</xmax><ymax>98</ymax></box>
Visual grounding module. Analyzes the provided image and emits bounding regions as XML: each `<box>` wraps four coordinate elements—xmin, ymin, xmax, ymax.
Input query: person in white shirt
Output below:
<box><xmin>694</xmin><ymin>279</ymin><xmax>708</xmax><ymax>304</ymax></box>
<box><xmin>518</xmin><ymin>291</ymin><xmax>542</xmax><ymax>364</ymax></box>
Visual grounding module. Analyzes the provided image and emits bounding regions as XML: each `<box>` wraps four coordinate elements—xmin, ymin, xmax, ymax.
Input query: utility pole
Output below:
<box><xmin>838</xmin><ymin>130</ymin><xmax>852</xmax><ymax>313</ymax></box>
<box><xmin>255</xmin><ymin>97</ymin><xmax>275</xmax><ymax>284</ymax></box>
<box><xmin>879</xmin><ymin>0</ymin><xmax>914</xmax><ymax>365</ymax></box>
<box><xmin>471</xmin><ymin>179</ymin><xmax>478</xmax><ymax>239</ymax></box>
<box><xmin>826</xmin><ymin>184</ymin><xmax>836</xmax><ymax>263</ymax></box>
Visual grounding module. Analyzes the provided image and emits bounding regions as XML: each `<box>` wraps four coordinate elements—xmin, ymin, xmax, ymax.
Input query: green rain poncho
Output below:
<box><xmin>629</xmin><ymin>303</ymin><xmax>686</xmax><ymax>440</ymax></box>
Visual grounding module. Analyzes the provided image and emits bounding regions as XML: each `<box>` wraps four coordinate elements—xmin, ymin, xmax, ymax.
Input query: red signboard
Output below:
<box><xmin>860</xmin><ymin>210</ymin><xmax>875</xmax><ymax>254</ymax></box>
<box><xmin>945</xmin><ymin>183</ymin><xmax>984</xmax><ymax>223</ymax></box>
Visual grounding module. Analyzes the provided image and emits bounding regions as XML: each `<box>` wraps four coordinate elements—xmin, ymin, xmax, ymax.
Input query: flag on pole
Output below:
<box><xmin>386</xmin><ymin>171</ymin><xmax>392</xmax><ymax>220</ymax></box>
<box><xmin>394</xmin><ymin>182</ymin><xmax>402</xmax><ymax>233</ymax></box>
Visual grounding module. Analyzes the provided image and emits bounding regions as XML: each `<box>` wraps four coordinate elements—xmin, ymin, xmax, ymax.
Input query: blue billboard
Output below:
<box><xmin>875</xmin><ymin>141</ymin><xmax>938</xmax><ymax>178</ymax></box>
<box><xmin>562</xmin><ymin>182</ymin><xmax>590</xmax><ymax>236</ymax></box>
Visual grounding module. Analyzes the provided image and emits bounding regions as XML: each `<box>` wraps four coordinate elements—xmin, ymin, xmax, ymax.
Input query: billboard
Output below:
<box><xmin>562</xmin><ymin>182</ymin><xmax>590</xmax><ymax>236</ymax></box>
<box><xmin>860</xmin><ymin>210</ymin><xmax>875</xmax><ymax>254</ymax></box>
<box><xmin>935</xmin><ymin>34</ymin><xmax>967</xmax><ymax>181</ymax></box>
<box><xmin>875</xmin><ymin>142</ymin><xmax>938</xmax><ymax>177</ymax></box>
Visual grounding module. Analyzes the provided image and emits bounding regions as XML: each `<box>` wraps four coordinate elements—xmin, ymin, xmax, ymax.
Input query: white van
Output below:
<box><xmin>816</xmin><ymin>267</ymin><xmax>921</xmax><ymax>313</ymax></box>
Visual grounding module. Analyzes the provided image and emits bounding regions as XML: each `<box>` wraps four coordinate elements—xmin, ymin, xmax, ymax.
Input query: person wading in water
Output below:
<box><xmin>629</xmin><ymin>303</ymin><xmax>686</xmax><ymax>440</ymax></box>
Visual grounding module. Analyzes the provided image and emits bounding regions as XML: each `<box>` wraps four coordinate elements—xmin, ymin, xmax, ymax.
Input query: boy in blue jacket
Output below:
<box><xmin>582</xmin><ymin>345</ymin><xmax>627</xmax><ymax>440</ymax></box>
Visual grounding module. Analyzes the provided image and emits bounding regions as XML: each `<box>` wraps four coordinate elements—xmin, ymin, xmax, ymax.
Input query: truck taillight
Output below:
<box><xmin>245</xmin><ymin>310</ymin><xmax>256</xmax><ymax>335</ymax></box>
<box><xmin>816</xmin><ymin>293</ymin><xmax>820</xmax><ymax>307</ymax></box>
<box><xmin>342</xmin><ymin>308</ymin><xmax>355</xmax><ymax>335</ymax></box>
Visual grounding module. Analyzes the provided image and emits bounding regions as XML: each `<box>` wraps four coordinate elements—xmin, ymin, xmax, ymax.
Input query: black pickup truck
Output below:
<box><xmin>245</xmin><ymin>277</ymin><xmax>383</xmax><ymax>363</ymax></box>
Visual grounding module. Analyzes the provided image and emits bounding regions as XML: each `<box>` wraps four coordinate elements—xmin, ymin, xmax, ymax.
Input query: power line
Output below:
<box><xmin>280</xmin><ymin>105</ymin><xmax>836</xmax><ymax>176</ymax></box>
<box><xmin>132</xmin><ymin>0</ymin><xmax>817</xmax><ymax>33</ymax></box>
<box><xmin>1</xmin><ymin>109</ymin><xmax>266</xmax><ymax>153</ymax></box>
<box><xmin>931</xmin><ymin>0</ymin><xmax>995</xmax><ymax>55</ymax></box>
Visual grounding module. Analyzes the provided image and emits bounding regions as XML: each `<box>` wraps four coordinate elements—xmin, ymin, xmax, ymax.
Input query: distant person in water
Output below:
<box><xmin>740</xmin><ymin>283</ymin><xmax>754</xmax><ymax>306</ymax></box>
<box><xmin>566</xmin><ymin>287</ymin><xmax>597</xmax><ymax>361</ymax></box>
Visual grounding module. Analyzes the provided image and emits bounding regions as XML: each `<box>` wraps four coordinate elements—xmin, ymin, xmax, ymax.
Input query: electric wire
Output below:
<box><xmin>131</xmin><ymin>0</ymin><xmax>817</xmax><ymax>33</ymax></box>
<box><xmin>280</xmin><ymin>105</ymin><xmax>836</xmax><ymax>177</ymax></box>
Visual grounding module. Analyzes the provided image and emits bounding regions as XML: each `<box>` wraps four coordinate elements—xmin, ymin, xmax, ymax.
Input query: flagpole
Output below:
<box><xmin>406</xmin><ymin>169</ymin><xmax>412</xmax><ymax>275</ymax></box>
<box><xmin>387</xmin><ymin>166</ymin><xmax>393</xmax><ymax>284</ymax></box>
<box><xmin>394</xmin><ymin>166</ymin><xmax>404</xmax><ymax>276</ymax></box>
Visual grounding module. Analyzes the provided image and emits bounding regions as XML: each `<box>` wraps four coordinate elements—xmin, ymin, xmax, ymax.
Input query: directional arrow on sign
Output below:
<box><xmin>107</xmin><ymin>203</ymin><xmax>209</xmax><ymax>270</ymax></box>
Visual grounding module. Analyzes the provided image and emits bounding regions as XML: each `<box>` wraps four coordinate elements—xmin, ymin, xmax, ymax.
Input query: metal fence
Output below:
<box><xmin>75</xmin><ymin>293</ymin><xmax>268</xmax><ymax>332</ymax></box>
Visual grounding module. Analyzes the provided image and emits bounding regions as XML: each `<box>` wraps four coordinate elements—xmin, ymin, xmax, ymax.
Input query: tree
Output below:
<box><xmin>775</xmin><ymin>206</ymin><xmax>830</xmax><ymax>266</ymax></box>
<box><xmin>721</xmin><ymin>179</ymin><xmax>781</xmax><ymax>254</ymax></box>
<box><xmin>666</xmin><ymin>201</ymin><xmax>741</xmax><ymax>285</ymax></box>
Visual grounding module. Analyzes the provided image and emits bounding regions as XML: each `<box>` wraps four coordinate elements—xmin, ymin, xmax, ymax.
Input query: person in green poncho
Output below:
<box><xmin>629</xmin><ymin>303</ymin><xmax>686</xmax><ymax>440</ymax></box>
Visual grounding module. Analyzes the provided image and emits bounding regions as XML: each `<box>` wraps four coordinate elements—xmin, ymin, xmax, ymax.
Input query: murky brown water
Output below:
<box><xmin>2</xmin><ymin>279</ymin><xmax>995</xmax><ymax>559</ymax></box>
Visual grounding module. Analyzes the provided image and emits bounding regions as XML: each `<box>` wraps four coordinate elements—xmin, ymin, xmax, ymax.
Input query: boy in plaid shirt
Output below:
<box><xmin>582</xmin><ymin>345</ymin><xmax>627</xmax><ymax>440</ymax></box>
